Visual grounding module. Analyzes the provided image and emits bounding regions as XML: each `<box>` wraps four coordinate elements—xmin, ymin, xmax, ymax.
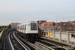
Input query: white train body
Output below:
<box><xmin>17</xmin><ymin>21</ymin><xmax>38</xmax><ymax>42</ymax></box>
<box><xmin>17</xmin><ymin>21</ymin><xmax>38</xmax><ymax>34</ymax></box>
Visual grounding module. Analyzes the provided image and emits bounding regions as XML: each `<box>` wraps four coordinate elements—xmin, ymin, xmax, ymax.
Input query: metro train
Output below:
<box><xmin>17</xmin><ymin>21</ymin><xmax>38</xmax><ymax>42</ymax></box>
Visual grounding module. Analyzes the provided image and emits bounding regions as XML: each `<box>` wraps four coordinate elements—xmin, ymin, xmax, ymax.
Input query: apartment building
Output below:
<box><xmin>11</xmin><ymin>23</ymin><xmax>21</xmax><ymax>29</ymax></box>
<box><xmin>39</xmin><ymin>21</ymin><xmax>75</xmax><ymax>31</ymax></box>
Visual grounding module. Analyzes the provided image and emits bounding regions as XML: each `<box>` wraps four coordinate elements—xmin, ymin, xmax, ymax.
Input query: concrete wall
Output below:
<box><xmin>40</xmin><ymin>30</ymin><xmax>75</xmax><ymax>45</ymax></box>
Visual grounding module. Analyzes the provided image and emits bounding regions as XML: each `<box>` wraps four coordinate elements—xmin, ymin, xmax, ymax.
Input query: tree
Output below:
<box><xmin>8</xmin><ymin>24</ymin><xmax>11</xmax><ymax>28</ymax></box>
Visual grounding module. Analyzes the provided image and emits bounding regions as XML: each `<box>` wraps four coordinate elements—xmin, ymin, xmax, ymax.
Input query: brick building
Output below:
<box><xmin>39</xmin><ymin>20</ymin><xmax>75</xmax><ymax>31</ymax></box>
<box><xmin>68</xmin><ymin>21</ymin><xmax>75</xmax><ymax>31</ymax></box>
<box><xmin>11</xmin><ymin>23</ymin><xmax>21</xmax><ymax>29</ymax></box>
<box><xmin>54</xmin><ymin>21</ymin><xmax>74</xmax><ymax>31</ymax></box>
<box><xmin>40</xmin><ymin>22</ymin><xmax>55</xmax><ymax>31</ymax></box>
<box><xmin>60</xmin><ymin>22</ymin><xmax>71</xmax><ymax>31</ymax></box>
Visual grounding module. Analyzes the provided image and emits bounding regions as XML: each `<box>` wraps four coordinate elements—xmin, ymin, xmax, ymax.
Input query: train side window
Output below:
<box><xmin>19</xmin><ymin>26</ymin><xmax>21</xmax><ymax>29</ymax></box>
<box><xmin>22</xmin><ymin>25</ymin><xmax>23</xmax><ymax>30</ymax></box>
<box><xmin>17</xmin><ymin>26</ymin><xmax>19</xmax><ymax>29</ymax></box>
<box><xmin>20</xmin><ymin>26</ymin><xmax>21</xmax><ymax>30</ymax></box>
<box><xmin>17</xmin><ymin>26</ymin><xmax>18</xmax><ymax>29</ymax></box>
<box><xmin>25</xmin><ymin>25</ymin><xmax>26</xmax><ymax>30</ymax></box>
<box><xmin>23</xmin><ymin>25</ymin><xmax>24</xmax><ymax>30</ymax></box>
<box><xmin>21</xmin><ymin>25</ymin><xmax>22</xmax><ymax>30</ymax></box>
<box><xmin>31</xmin><ymin>23</ymin><xmax>37</xmax><ymax>30</ymax></box>
<box><xmin>18</xmin><ymin>26</ymin><xmax>19</xmax><ymax>30</ymax></box>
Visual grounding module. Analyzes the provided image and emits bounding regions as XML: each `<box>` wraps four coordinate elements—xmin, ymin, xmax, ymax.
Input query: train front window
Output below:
<box><xmin>31</xmin><ymin>23</ymin><xmax>37</xmax><ymax>30</ymax></box>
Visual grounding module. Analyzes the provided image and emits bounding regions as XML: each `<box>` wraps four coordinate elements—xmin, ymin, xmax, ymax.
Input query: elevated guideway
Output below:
<box><xmin>38</xmin><ymin>30</ymin><xmax>75</xmax><ymax>50</ymax></box>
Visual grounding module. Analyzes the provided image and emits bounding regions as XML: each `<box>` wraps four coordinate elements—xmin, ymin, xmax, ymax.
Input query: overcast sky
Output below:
<box><xmin>0</xmin><ymin>0</ymin><xmax>75</xmax><ymax>25</ymax></box>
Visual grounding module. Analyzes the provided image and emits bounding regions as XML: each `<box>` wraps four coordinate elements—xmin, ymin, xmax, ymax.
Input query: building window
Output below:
<box><xmin>53</xmin><ymin>28</ymin><xmax>55</xmax><ymax>30</ymax></box>
<box><xmin>69</xmin><ymin>24</ymin><xmax>70</xmax><ymax>26</ymax></box>
<box><xmin>58</xmin><ymin>28</ymin><xmax>60</xmax><ymax>30</ymax></box>
<box><xmin>47</xmin><ymin>28</ymin><xmax>50</xmax><ymax>30</ymax></box>
<box><xmin>69</xmin><ymin>24</ymin><xmax>72</xmax><ymax>26</ymax></box>
<box><xmin>47</xmin><ymin>28</ymin><xmax>48</xmax><ymax>30</ymax></box>
<box><xmin>64</xmin><ymin>23</ymin><xmax>65</xmax><ymax>25</ymax></box>
<box><xmin>65</xmin><ymin>27</ymin><xmax>67</xmax><ymax>30</ymax></box>
<box><xmin>63</xmin><ymin>28</ymin><xmax>65</xmax><ymax>30</ymax></box>
<box><xmin>43</xmin><ymin>27</ymin><xmax>44</xmax><ymax>30</ymax></box>
<box><xmin>69</xmin><ymin>27</ymin><xmax>71</xmax><ymax>30</ymax></box>
<box><xmin>48</xmin><ymin>24</ymin><xmax>50</xmax><ymax>26</ymax></box>
<box><xmin>43</xmin><ymin>24</ymin><xmax>45</xmax><ymax>26</ymax></box>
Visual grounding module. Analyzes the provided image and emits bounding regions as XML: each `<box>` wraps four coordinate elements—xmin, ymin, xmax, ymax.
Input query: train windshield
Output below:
<box><xmin>31</xmin><ymin>23</ymin><xmax>37</xmax><ymax>30</ymax></box>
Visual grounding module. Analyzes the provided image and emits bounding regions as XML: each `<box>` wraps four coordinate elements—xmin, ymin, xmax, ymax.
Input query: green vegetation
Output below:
<box><xmin>0</xmin><ymin>29</ymin><xmax>2</xmax><ymax>32</ymax></box>
<box><xmin>8</xmin><ymin>24</ymin><xmax>11</xmax><ymax>28</ymax></box>
<box><xmin>0</xmin><ymin>26</ymin><xmax>8</xmax><ymax>29</ymax></box>
<box><xmin>0</xmin><ymin>26</ymin><xmax>8</xmax><ymax>32</ymax></box>
<box><xmin>0</xmin><ymin>24</ymin><xmax>11</xmax><ymax>32</ymax></box>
